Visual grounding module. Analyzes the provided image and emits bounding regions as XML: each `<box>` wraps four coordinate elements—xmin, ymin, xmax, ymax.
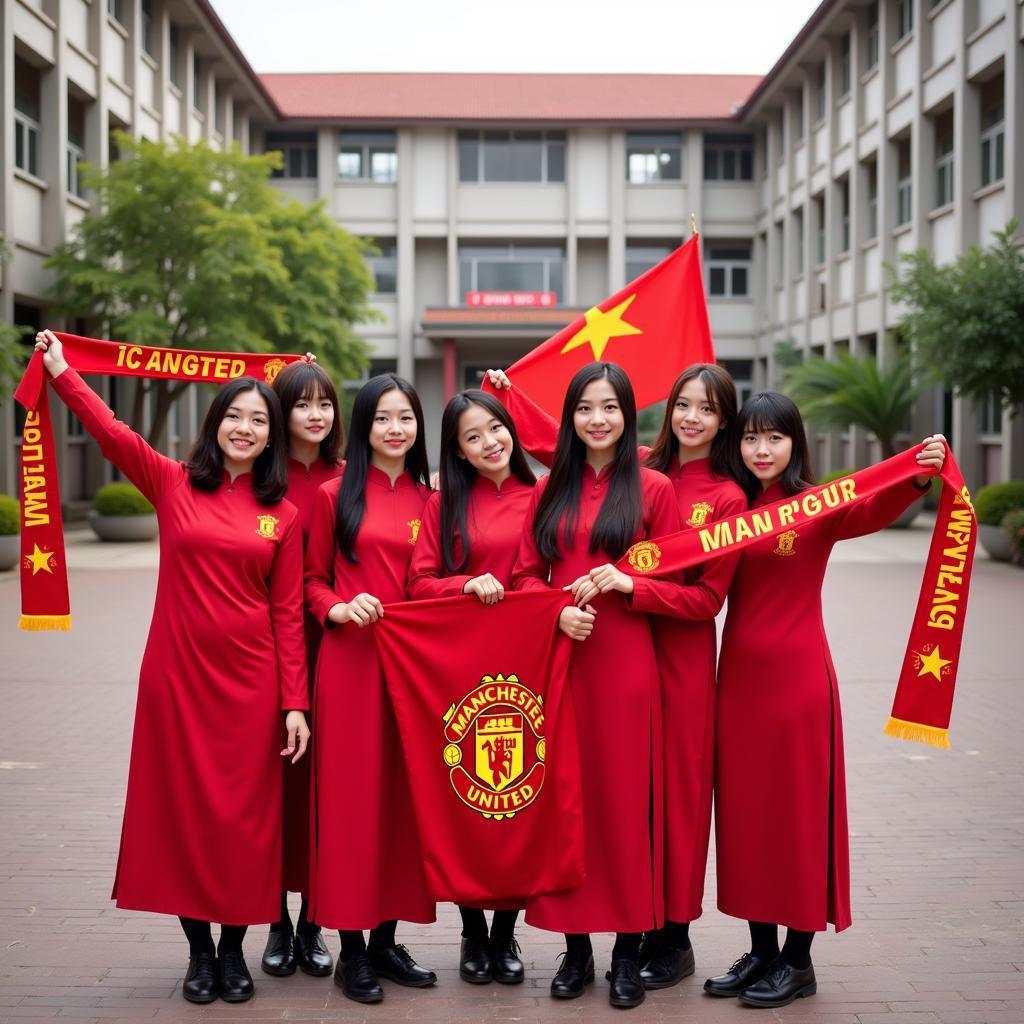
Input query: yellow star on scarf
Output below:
<box><xmin>560</xmin><ymin>295</ymin><xmax>643</xmax><ymax>361</ymax></box>
<box><xmin>26</xmin><ymin>544</ymin><xmax>56</xmax><ymax>575</ymax></box>
<box><xmin>917</xmin><ymin>645</ymin><xmax>951</xmax><ymax>681</ymax></box>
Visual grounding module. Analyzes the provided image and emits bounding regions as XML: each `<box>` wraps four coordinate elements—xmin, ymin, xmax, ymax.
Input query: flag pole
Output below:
<box><xmin>690</xmin><ymin>211</ymin><xmax>698</xmax><ymax>238</ymax></box>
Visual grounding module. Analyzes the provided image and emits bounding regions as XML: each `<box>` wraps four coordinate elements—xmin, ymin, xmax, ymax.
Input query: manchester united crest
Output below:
<box><xmin>262</xmin><ymin>358</ymin><xmax>286</xmax><ymax>385</ymax></box>
<box><xmin>626</xmin><ymin>540</ymin><xmax>661</xmax><ymax>573</ymax></box>
<box><xmin>686</xmin><ymin>501</ymin><xmax>714</xmax><ymax>527</ymax></box>
<box><xmin>407</xmin><ymin>519</ymin><xmax>421</xmax><ymax>545</ymax></box>
<box><xmin>255</xmin><ymin>514</ymin><xmax>280</xmax><ymax>539</ymax></box>
<box><xmin>773</xmin><ymin>529</ymin><xmax>798</xmax><ymax>557</ymax></box>
<box><xmin>441</xmin><ymin>673</ymin><xmax>546</xmax><ymax>820</ymax></box>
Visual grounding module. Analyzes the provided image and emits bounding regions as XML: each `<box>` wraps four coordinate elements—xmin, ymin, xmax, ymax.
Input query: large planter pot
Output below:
<box><xmin>979</xmin><ymin>522</ymin><xmax>1013</xmax><ymax>562</ymax></box>
<box><xmin>886</xmin><ymin>496</ymin><xmax>925</xmax><ymax>529</ymax></box>
<box><xmin>0</xmin><ymin>534</ymin><xmax>19</xmax><ymax>570</ymax></box>
<box><xmin>88</xmin><ymin>511</ymin><xmax>158</xmax><ymax>542</ymax></box>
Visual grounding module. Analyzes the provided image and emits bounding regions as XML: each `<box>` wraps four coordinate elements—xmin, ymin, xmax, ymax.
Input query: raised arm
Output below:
<box><xmin>407</xmin><ymin>492</ymin><xmax>472</xmax><ymax>600</ymax></box>
<box><xmin>485</xmin><ymin>370</ymin><xmax>558</xmax><ymax>468</ymax></box>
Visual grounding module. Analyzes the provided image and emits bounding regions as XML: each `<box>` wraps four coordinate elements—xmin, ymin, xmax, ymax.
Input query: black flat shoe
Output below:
<box><xmin>703</xmin><ymin>951</ymin><xmax>773</xmax><ymax>997</ymax></box>
<box><xmin>261</xmin><ymin>928</ymin><xmax>296</xmax><ymax>977</ymax></box>
<box><xmin>491</xmin><ymin>935</ymin><xmax>524</xmax><ymax>984</ymax></box>
<box><xmin>608</xmin><ymin>958</ymin><xmax>645</xmax><ymax>1008</ymax></box>
<box><xmin>550</xmin><ymin>950</ymin><xmax>594</xmax><ymax>999</ymax></box>
<box><xmin>640</xmin><ymin>944</ymin><xmax>695</xmax><ymax>989</ymax></box>
<box><xmin>218</xmin><ymin>950</ymin><xmax>254</xmax><ymax>1003</ymax></box>
<box><xmin>182</xmin><ymin>952</ymin><xmax>218</xmax><ymax>1003</ymax></box>
<box><xmin>369</xmin><ymin>944</ymin><xmax>437</xmax><ymax>987</ymax></box>
<box><xmin>459</xmin><ymin>936</ymin><xmax>493</xmax><ymax>984</ymax></box>
<box><xmin>295</xmin><ymin>926</ymin><xmax>333</xmax><ymax>976</ymax></box>
<box><xmin>334</xmin><ymin>953</ymin><xmax>384</xmax><ymax>1004</ymax></box>
<box><xmin>738</xmin><ymin>959</ymin><xmax>817</xmax><ymax>1008</ymax></box>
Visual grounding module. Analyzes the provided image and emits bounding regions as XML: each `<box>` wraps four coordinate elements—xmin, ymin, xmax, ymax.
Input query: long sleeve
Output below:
<box><xmin>269</xmin><ymin>513</ymin><xmax>309</xmax><ymax>711</ymax></box>
<box><xmin>303</xmin><ymin>482</ymin><xmax>344</xmax><ymax>625</ymax></box>
<box><xmin>495</xmin><ymin>386</ymin><xmax>558</xmax><ymax>468</ymax></box>
<box><xmin>831</xmin><ymin>477</ymin><xmax>925</xmax><ymax>541</ymax></box>
<box><xmin>627</xmin><ymin>473</ymin><xmax>690</xmax><ymax>614</ymax></box>
<box><xmin>511</xmin><ymin>482</ymin><xmax>553</xmax><ymax>591</ymax></box>
<box><xmin>50</xmin><ymin>368</ymin><xmax>178</xmax><ymax>506</ymax></box>
<box><xmin>407</xmin><ymin>493</ymin><xmax>472</xmax><ymax>600</ymax></box>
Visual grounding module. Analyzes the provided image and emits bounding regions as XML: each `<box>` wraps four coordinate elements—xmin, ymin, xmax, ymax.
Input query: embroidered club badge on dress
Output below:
<box><xmin>686</xmin><ymin>501</ymin><xmax>714</xmax><ymax>527</ymax></box>
<box><xmin>255</xmin><ymin>514</ymin><xmax>280</xmax><ymax>539</ymax></box>
<box><xmin>773</xmin><ymin>529</ymin><xmax>799</xmax><ymax>557</ymax></box>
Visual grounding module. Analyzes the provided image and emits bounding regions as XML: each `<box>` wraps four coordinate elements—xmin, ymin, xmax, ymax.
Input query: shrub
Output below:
<box><xmin>973</xmin><ymin>481</ymin><xmax>1024</xmax><ymax>526</ymax></box>
<box><xmin>94</xmin><ymin>482</ymin><xmax>155</xmax><ymax>516</ymax></box>
<box><xmin>1003</xmin><ymin>509</ymin><xmax>1024</xmax><ymax>567</ymax></box>
<box><xmin>820</xmin><ymin>468</ymin><xmax>854</xmax><ymax>484</ymax></box>
<box><xmin>0</xmin><ymin>494</ymin><xmax>18</xmax><ymax>535</ymax></box>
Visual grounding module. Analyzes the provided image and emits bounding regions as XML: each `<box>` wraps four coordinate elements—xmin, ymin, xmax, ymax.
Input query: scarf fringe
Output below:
<box><xmin>883</xmin><ymin>716</ymin><xmax>949</xmax><ymax>749</ymax></box>
<box><xmin>19</xmin><ymin>614</ymin><xmax>72</xmax><ymax>632</ymax></box>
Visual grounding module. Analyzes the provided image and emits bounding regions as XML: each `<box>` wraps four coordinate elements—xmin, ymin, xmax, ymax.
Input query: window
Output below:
<box><xmin>168</xmin><ymin>25</ymin><xmax>180</xmax><ymax>88</ymax></box>
<box><xmin>840</xmin><ymin>33</ymin><xmax>851</xmax><ymax>97</ymax></box>
<box><xmin>814</xmin><ymin>61</ymin><xmax>827</xmax><ymax>121</ymax></box>
<box><xmin>192</xmin><ymin>52</ymin><xmax>201</xmax><ymax>111</ymax></box>
<box><xmin>706</xmin><ymin>243</ymin><xmax>751</xmax><ymax>298</ymax></box>
<box><xmin>980</xmin><ymin>77</ymin><xmax>1004</xmax><ymax>187</ymax></box>
<box><xmin>14</xmin><ymin>60</ymin><xmax>41</xmax><ymax>177</ymax></box>
<box><xmin>703</xmin><ymin>133</ymin><xmax>753</xmax><ymax>181</ymax></box>
<box><xmin>338</xmin><ymin>131</ymin><xmax>397</xmax><ymax>182</ymax></box>
<box><xmin>776</xmin><ymin>112</ymin><xmax>785</xmax><ymax>163</ymax></box>
<box><xmin>774</xmin><ymin>222</ymin><xmax>785</xmax><ymax>285</ymax></box>
<box><xmin>896</xmin><ymin>0</ymin><xmax>913</xmax><ymax>41</ymax></box>
<box><xmin>896</xmin><ymin>138</ymin><xmax>912</xmax><ymax>226</ymax></box>
<box><xmin>214</xmin><ymin>83</ymin><xmax>224</xmax><ymax>135</ymax></box>
<box><xmin>626</xmin><ymin>132</ymin><xmax>682</xmax><ymax>183</ymax></box>
<box><xmin>267</xmin><ymin>131</ymin><xmax>317</xmax><ymax>179</ymax></box>
<box><xmin>866</xmin><ymin>2</ymin><xmax>879</xmax><ymax>69</ymax></box>
<box><xmin>794</xmin><ymin>88</ymin><xmax>805</xmax><ymax>142</ymax></box>
<box><xmin>141</xmin><ymin>0</ymin><xmax>154</xmax><ymax>57</ymax></box>
<box><xmin>865</xmin><ymin>160</ymin><xmax>878</xmax><ymax>239</ymax></box>
<box><xmin>626</xmin><ymin>243</ymin><xmax>673</xmax><ymax>282</ymax></box>
<box><xmin>107</xmin><ymin>0</ymin><xmax>124</xmax><ymax>24</ymax></box>
<box><xmin>814</xmin><ymin>195</ymin><xmax>826</xmax><ymax>265</ymax></box>
<box><xmin>978</xmin><ymin>392</ymin><xmax>1001</xmax><ymax>435</ymax></box>
<box><xmin>721</xmin><ymin>359</ymin><xmax>754</xmax><ymax>405</ymax></box>
<box><xmin>458</xmin><ymin>245</ymin><xmax>564</xmax><ymax>302</ymax></box>
<box><xmin>365</xmin><ymin>239</ymin><xmax>397</xmax><ymax>295</ymax></box>
<box><xmin>67</xmin><ymin>98</ymin><xmax>87</xmax><ymax>199</ymax></box>
<box><xmin>458</xmin><ymin>130</ymin><xmax>565</xmax><ymax>183</ymax></box>
<box><xmin>794</xmin><ymin>207</ymin><xmax>805</xmax><ymax>274</ymax></box>
<box><xmin>838</xmin><ymin>179</ymin><xmax>850</xmax><ymax>252</ymax></box>
<box><xmin>934</xmin><ymin>111</ymin><xmax>954</xmax><ymax>208</ymax></box>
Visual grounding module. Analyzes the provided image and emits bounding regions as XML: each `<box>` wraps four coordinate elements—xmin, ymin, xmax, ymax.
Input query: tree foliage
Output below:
<box><xmin>0</xmin><ymin>236</ymin><xmax>29</xmax><ymax>398</ymax></box>
<box><xmin>46</xmin><ymin>133</ymin><xmax>374</xmax><ymax>443</ymax></box>
<box><xmin>887</xmin><ymin>220</ymin><xmax>1024</xmax><ymax>412</ymax></box>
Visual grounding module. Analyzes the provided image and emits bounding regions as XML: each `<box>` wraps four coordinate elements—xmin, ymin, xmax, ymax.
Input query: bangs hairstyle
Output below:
<box><xmin>533</xmin><ymin>361</ymin><xmax>642</xmax><ymax>562</ymax></box>
<box><xmin>271</xmin><ymin>360</ymin><xmax>344</xmax><ymax>464</ymax></box>
<box><xmin>438</xmin><ymin>390</ymin><xmax>536</xmax><ymax>575</ymax></box>
<box><xmin>187</xmin><ymin>377</ymin><xmax>288</xmax><ymax>505</ymax></box>
<box><xmin>645</xmin><ymin>362</ymin><xmax>738</xmax><ymax>479</ymax></box>
<box><xmin>728</xmin><ymin>391</ymin><xmax>816</xmax><ymax>503</ymax></box>
<box><xmin>335</xmin><ymin>373</ymin><xmax>430</xmax><ymax>563</ymax></box>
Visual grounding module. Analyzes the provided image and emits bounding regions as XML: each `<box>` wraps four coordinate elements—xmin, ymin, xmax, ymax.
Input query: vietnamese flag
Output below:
<box><xmin>485</xmin><ymin>235</ymin><xmax>713</xmax><ymax>418</ymax></box>
<box><xmin>373</xmin><ymin>590</ymin><xmax>585</xmax><ymax>905</ymax></box>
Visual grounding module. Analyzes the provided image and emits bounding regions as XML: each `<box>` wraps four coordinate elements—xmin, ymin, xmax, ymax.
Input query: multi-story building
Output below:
<box><xmin>2</xmin><ymin>0</ymin><xmax>1022</xmax><ymax>499</ymax></box>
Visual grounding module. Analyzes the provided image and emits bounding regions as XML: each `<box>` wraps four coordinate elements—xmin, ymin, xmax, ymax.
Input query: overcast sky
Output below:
<box><xmin>209</xmin><ymin>0</ymin><xmax>824</xmax><ymax>76</ymax></box>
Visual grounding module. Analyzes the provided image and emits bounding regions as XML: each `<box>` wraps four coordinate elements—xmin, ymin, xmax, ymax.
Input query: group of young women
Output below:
<box><xmin>33</xmin><ymin>328</ymin><xmax>947</xmax><ymax>1011</ymax></box>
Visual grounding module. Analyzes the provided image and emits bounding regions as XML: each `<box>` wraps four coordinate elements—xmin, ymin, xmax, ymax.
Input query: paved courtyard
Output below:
<box><xmin>1</xmin><ymin>523</ymin><xmax>1022</xmax><ymax>1023</ymax></box>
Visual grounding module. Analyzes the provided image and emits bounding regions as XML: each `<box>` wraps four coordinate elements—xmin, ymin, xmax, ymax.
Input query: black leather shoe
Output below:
<box><xmin>261</xmin><ymin>928</ymin><xmax>296</xmax><ymax>977</ymax></box>
<box><xmin>369</xmin><ymin>944</ymin><xmax>437</xmax><ymax>987</ymax></box>
<box><xmin>295</xmin><ymin>926</ymin><xmax>333</xmax><ymax>976</ymax></box>
<box><xmin>550</xmin><ymin>950</ymin><xmax>594</xmax><ymax>999</ymax></box>
<box><xmin>608</xmin><ymin>958</ymin><xmax>645</xmax><ymax>1008</ymax></box>
<box><xmin>459</xmin><ymin>936</ymin><xmax>493</xmax><ymax>984</ymax></box>
<box><xmin>182</xmin><ymin>952</ymin><xmax>218</xmax><ymax>1003</ymax></box>
<box><xmin>703</xmin><ymin>952</ymin><xmax>773</xmax><ymax>997</ymax></box>
<box><xmin>218</xmin><ymin>950</ymin><xmax>254</xmax><ymax>1003</ymax></box>
<box><xmin>640</xmin><ymin>944</ymin><xmax>695</xmax><ymax>989</ymax></box>
<box><xmin>491</xmin><ymin>935</ymin><xmax>525</xmax><ymax>984</ymax></box>
<box><xmin>738</xmin><ymin>959</ymin><xmax>817</xmax><ymax>1007</ymax></box>
<box><xmin>334</xmin><ymin>953</ymin><xmax>384</xmax><ymax>1004</ymax></box>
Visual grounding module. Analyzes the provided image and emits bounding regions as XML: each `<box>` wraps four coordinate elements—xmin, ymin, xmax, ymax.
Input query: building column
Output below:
<box><xmin>565</xmin><ymin>130</ymin><xmax>577</xmax><ymax>305</ymax></box>
<box><xmin>607</xmin><ymin>130</ymin><xmax>626</xmax><ymax>294</ymax></box>
<box><xmin>395</xmin><ymin>127</ymin><xmax>415</xmax><ymax>382</ymax></box>
<box><xmin>443</xmin><ymin>338</ymin><xmax>457</xmax><ymax>401</ymax></box>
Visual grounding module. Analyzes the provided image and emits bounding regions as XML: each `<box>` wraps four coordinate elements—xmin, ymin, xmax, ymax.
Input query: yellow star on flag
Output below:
<box><xmin>26</xmin><ymin>543</ymin><xmax>56</xmax><ymax>575</ymax></box>
<box><xmin>560</xmin><ymin>295</ymin><xmax>643</xmax><ymax>361</ymax></box>
<box><xmin>916</xmin><ymin>645</ymin><xmax>952</xmax><ymax>681</ymax></box>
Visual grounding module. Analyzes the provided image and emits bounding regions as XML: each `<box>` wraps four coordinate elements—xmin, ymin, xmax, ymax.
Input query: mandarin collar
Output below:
<box><xmin>582</xmin><ymin>462</ymin><xmax>614</xmax><ymax>484</ymax></box>
<box><xmin>671</xmin><ymin>455</ymin><xmax>713</xmax><ymax>480</ymax></box>
<box><xmin>367</xmin><ymin>464</ymin><xmax>412</xmax><ymax>490</ymax></box>
<box><xmin>756</xmin><ymin>480</ymin><xmax>787</xmax><ymax>507</ymax></box>
<box><xmin>220</xmin><ymin>468</ymin><xmax>254</xmax><ymax>487</ymax></box>
<box><xmin>472</xmin><ymin>473</ymin><xmax>530</xmax><ymax>496</ymax></box>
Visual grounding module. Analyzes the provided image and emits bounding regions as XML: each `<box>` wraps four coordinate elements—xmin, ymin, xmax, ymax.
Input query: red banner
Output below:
<box><xmin>466</xmin><ymin>291</ymin><xmax>557</xmax><ymax>307</ymax></box>
<box><xmin>374</xmin><ymin>590</ymin><xmax>585</xmax><ymax>904</ymax></box>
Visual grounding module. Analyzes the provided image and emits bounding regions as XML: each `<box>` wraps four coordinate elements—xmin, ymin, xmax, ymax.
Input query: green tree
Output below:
<box><xmin>887</xmin><ymin>220</ymin><xmax>1024</xmax><ymax>413</ymax></box>
<box><xmin>0</xmin><ymin>236</ymin><xmax>29</xmax><ymax>397</ymax></box>
<box><xmin>46</xmin><ymin>133</ymin><xmax>373</xmax><ymax>443</ymax></box>
<box><xmin>784</xmin><ymin>350</ymin><xmax>922</xmax><ymax>459</ymax></box>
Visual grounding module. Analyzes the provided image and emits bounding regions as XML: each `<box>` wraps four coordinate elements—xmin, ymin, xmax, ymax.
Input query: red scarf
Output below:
<box><xmin>618</xmin><ymin>447</ymin><xmax>975</xmax><ymax>748</ymax></box>
<box><xmin>13</xmin><ymin>333</ymin><xmax>302</xmax><ymax>630</ymax></box>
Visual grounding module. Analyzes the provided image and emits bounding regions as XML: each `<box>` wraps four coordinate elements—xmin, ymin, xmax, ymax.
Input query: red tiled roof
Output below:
<box><xmin>260</xmin><ymin>73</ymin><xmax>762</xmax><ymax>124</ymax></box>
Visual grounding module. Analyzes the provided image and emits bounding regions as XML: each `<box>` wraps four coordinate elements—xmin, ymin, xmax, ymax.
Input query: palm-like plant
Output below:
<box><xmin>784</xmin><ymin>351</ymin><xmax>923</xmax><ymax>460</ymax></box>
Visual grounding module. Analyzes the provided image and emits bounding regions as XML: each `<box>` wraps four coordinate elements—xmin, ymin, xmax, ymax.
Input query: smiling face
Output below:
<box><xmin>369</xmin><ymin>387</ymin><xmax>418</xmax><ymax>465</ymax></box>
<box><xmin>671</xmin><ymin>376</ymin><xmax>725</xmax><ymax>462</ymax></box>
<box><xmin>740</xmin><ymin>424</ymin><xmax>794</xmax><ymax>490</ymax></box>
<box><xmin>457</xmin><ymin>402</ymin><xmax>513</xmax><ymax>481</ymax></box>
<box><xmin>288</xmin><ymin>387</ymin><xmax>335</xmax><ymax>449</ymax></box>
<box><xmin>216</xmin><ymin>387</ymin><xmax>270</xmax><ymax>472</ymax></box>
<box><xmin>573</xmin><ymin>377</ymin><xmax>624</xmax><ymax>458</ymax></box>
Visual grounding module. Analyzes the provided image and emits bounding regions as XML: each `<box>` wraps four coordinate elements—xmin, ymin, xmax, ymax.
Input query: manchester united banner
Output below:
<box><xmin>374</xmin><ymin>590</ymin><xmax>585</xmax><ymax>904</ymax></box>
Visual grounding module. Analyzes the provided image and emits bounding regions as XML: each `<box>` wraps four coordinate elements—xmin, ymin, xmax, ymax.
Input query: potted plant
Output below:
<box><xmin>89</xmin><ymin>482</ymin><xmax>158</xmax><ymax>542</ymax></box>
<box><xmin>974</xmin><ymin>481</ymin><xmax>1024</xmax><ymax>562</ymax></box>
<box><xmin>1003</xmin><ymin>509</ymin><xmax>1024</xmax><ymax>568</ymax></box>
<box><xmin>0</xmin><ymin>494</ymin><xmax>18</xmax><ymax>570</ymax></box>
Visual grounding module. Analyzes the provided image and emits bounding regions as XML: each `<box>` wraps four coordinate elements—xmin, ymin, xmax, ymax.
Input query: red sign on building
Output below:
<box><xmin>466</xmin><ymin>291</ymin><xmax>557</xmax><ymax>308</ymax></box>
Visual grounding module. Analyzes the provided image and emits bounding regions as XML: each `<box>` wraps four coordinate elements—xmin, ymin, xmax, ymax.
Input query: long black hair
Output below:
<box><xmin>187</xmin><ymin>377</ymin><xmax>288</xmax><ymax>505</ymax></box>
<box><xmin>335</xmin><ymin>373</ymin><xmax>430</xmax><ymax>563</ymax></box>
<box><xmin>438</xmin><ymin>390</ymin><xmax>536</xmax><ymax>574</ymax></box>
<box><xmin>645</xmin><ymin>362</ymin><xmax>738</xmax><ymax>480</ymax></box>
<box><xmin>271</xmin><ymin>359</ymin><xmax>344</xmax><ymax>465</ymax></box>
<box><xmin>727</xmin><ymin>391</ymin><xmax>816</xmax><ymax>503</ymax></box>
<box><xmin>533</xmin><ymin>361</ymin><xmax>643</xmax><ymax>561</ymax></box>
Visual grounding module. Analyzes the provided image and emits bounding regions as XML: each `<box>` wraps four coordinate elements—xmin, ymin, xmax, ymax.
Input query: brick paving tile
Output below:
<box><xmin>2</xmin><ymin>554</ymin><xmax>1023</xmax><ymax>1024</ymax></box>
